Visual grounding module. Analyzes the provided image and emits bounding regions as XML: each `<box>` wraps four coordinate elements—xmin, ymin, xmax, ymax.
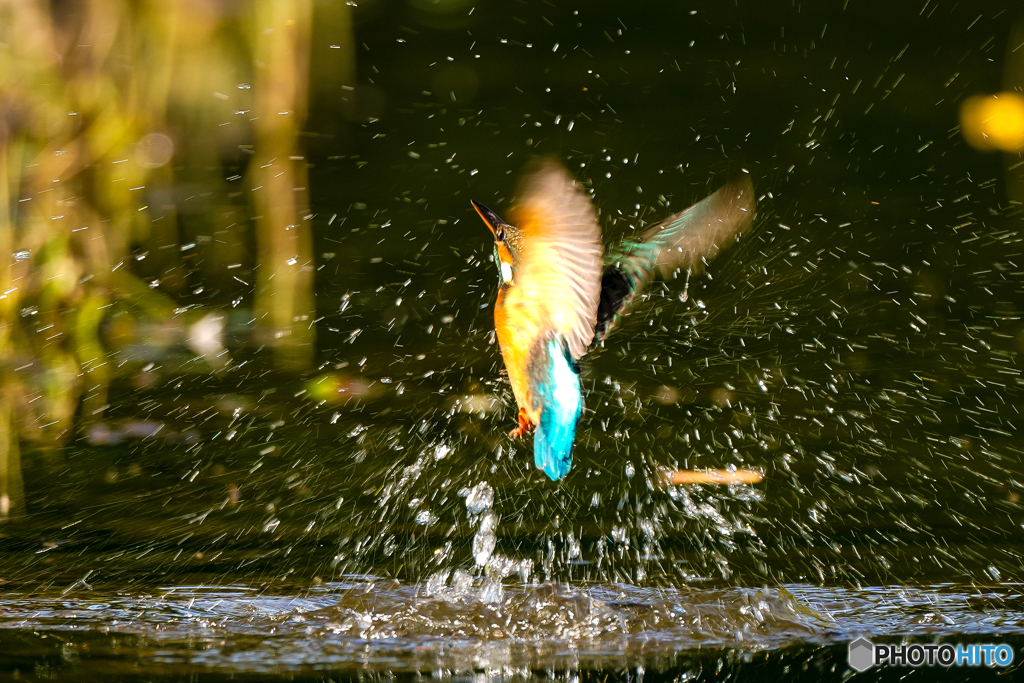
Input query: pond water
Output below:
<box><xmin>3</xmin><ymin>0</ymin><xmax>1024</xmax><ymax>681</ymax></box>
<box><xmin>4</xmin><ymin>581</ymin><xmax>1024</xmax><ymax>680</ymax></box>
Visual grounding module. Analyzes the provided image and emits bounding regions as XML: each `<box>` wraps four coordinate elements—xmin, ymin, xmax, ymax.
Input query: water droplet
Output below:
<box><xmin>415</xmin><ymin>509</ymin><xmax>436</xmax><ymax>525</ymax></box>
<box><xmin>465</xmin><ymin>481</ymin><xmax>493</xmax><ymax>513</ymax></box>
<box><xmin>473</xmin><ymin>511</ymin><xmax>497</xmax><ymax>566</ymax></box>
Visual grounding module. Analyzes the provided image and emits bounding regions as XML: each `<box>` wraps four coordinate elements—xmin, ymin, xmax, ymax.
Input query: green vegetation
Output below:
<box><xmin>0</xmin><ymin>0</ymin><xmax>351</xmax><ymax>516</ymax></box>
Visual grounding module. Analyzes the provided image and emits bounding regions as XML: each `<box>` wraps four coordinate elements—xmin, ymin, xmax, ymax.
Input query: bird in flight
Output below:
<box><xmin>472</xmin><ymin>158</ymin><xmax>755</xmax><ymax>480</ymax></box>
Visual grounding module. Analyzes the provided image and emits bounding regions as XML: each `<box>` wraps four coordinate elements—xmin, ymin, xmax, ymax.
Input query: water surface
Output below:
<box><xmin>3</xmin><ymin>1</ymin><xmax>1024</xmax><ymax>680</ymax></box>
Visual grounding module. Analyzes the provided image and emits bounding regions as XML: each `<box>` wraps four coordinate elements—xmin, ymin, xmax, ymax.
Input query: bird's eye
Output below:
<box><xmin>495</xmin><ymin>227</ymin><xmax>505</xmax><ymax>242</ymax></box>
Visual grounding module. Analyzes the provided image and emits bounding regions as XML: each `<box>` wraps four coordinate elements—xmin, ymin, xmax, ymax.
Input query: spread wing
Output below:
<box><xmin>595</xmin><ymin>175</ymin><xmax>755</xmax><ymax>343</ymax></box>
<box><xmin>510</xmin><ymin>158</ymin><xmax>603</xmax><ymax>360</ymax></box>
<box><xmin>639</xmin><ymin>174</ymin><xmax>755</xmax><ymax>278</ymax></box>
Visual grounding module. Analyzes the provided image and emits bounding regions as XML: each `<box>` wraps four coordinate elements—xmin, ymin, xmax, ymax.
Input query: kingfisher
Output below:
<box><xmin>472</xmin><ymin>158</ymin><xmax>754</xmax><ymax>481</ymax></box>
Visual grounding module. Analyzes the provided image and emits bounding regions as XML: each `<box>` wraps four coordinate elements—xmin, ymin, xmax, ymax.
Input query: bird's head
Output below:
<box><xmin>471</xmin><ymin>199</ymin><xmax>523</xmax><ymax>288</ymax></box>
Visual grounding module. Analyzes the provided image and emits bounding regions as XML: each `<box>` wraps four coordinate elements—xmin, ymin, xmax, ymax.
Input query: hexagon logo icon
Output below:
<box><xmin>849</xmin><ymin>638</ymin><xmax>875</xmax><ymax>672</ymax></box>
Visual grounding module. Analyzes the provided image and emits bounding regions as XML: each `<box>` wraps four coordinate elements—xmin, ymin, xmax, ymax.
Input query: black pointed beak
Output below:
<box><xmin>471</xmin><ymin>199</ymin><xmax>504</xmax><ymax>236</ymax></box>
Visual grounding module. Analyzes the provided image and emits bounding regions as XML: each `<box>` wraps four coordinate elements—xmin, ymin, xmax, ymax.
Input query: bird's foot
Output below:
<box><xmin>509</xmin><ymin>409</ymin><xmax>535</xmax><ymax>438</ymax></box>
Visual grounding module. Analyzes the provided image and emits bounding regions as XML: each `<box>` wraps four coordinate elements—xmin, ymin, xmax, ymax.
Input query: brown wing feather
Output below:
<box><xmin>641</xmin><ymin>175</ymin><xmax>755</xmax><ymax>278</ymax></box>
<box><xmin>593</xmin><ymin>175</ymin><xmax>755</xmax><ymax>344</ymax></box>
<box><xmin>510</xmin><ymin>159</ymin><xmax>603</xmax><ymax>360</ymax></box>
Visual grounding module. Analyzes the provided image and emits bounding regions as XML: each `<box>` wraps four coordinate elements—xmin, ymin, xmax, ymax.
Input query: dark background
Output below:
<box><xmin>3</xmin><ymin>0</ymin><xmax>1024</xmax><ymax>679</ymax></box>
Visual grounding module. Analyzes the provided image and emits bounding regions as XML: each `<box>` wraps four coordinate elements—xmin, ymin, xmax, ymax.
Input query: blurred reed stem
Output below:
<box><xmin>250</xmin><ymin>0</ymin><xmax>316</xmax><ymax>371</ymax></box>
<box><xmin>1</xmin><ymin>120</ymin><xmax>26</xmax><ymax>518</ymax></box>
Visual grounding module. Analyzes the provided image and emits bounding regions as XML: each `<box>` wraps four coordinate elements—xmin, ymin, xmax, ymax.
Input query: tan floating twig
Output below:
<box><xmin>659</xmin><ymin>468</ymin><xmax>764</xmax><ymax>486</ymax></box>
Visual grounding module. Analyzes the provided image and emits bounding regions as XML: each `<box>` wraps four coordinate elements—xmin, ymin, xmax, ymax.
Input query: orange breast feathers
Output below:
<box><xmin>493</xmin><ymin>288</ymin><xmax>545</xmax><ymax>423</ymax></box>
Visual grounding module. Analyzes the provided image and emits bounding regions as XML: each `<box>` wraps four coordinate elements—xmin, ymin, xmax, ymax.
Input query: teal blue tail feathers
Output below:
<box><xmin>532</xmin><ymin>338</ymin><xmax>583</xmax><ymax>481</ymax></box>
<box><xmin>593</xmin><ymin>175</ymin><xmax>754</xmax><ymax>344</ymax></box>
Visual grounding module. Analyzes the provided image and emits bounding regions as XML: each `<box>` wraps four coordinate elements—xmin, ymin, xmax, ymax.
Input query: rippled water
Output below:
<box><xmin>4</xmin><ymin>580</ymin><xmax>1024</xmax><ymax>679</ymax></box>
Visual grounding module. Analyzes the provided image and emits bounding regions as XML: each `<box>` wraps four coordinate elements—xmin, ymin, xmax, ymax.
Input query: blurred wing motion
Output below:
<box><xmin>594</xmin><ymin>175</ymin><xmax>755</xmax><ymax>343</ymax></box>
<box><xmin>509</xmin><ymin>159</ymin><xmax>604</xmax><ymax>360</ymax></box>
